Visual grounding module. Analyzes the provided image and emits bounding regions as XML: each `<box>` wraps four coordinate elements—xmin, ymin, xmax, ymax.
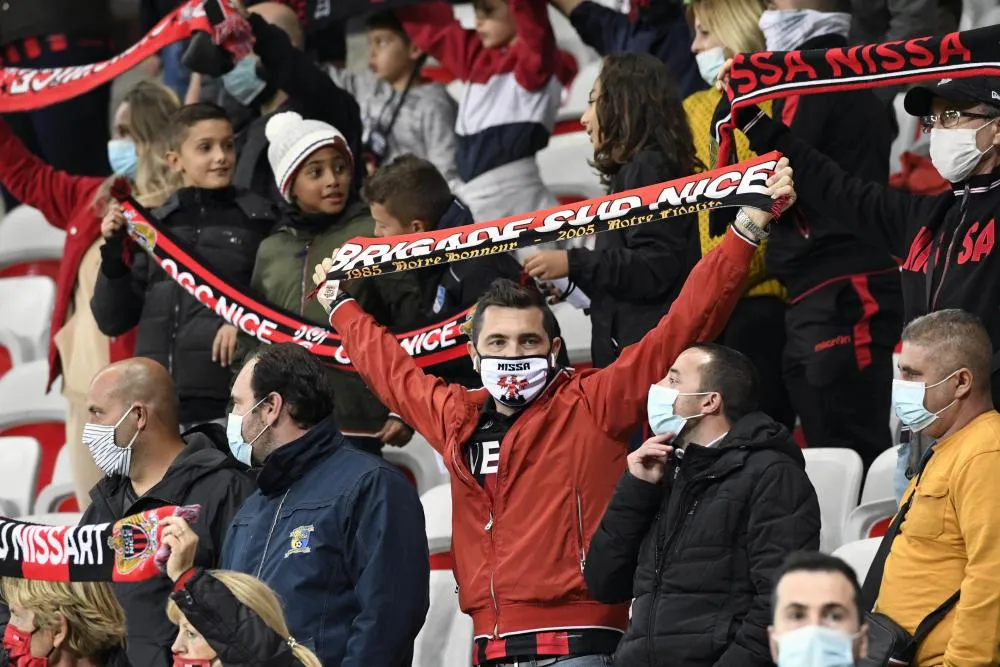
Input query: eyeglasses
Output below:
<box><xmin>920</xmin><ymin>109</ymin><xmax>998</xmax><ymax>133</ymax></box>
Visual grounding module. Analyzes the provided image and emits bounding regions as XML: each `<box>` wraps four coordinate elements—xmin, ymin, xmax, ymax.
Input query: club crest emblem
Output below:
<box><xmin>497</xmin><ymin>375</ymin><xmax>529</xmax><ymax>403</ymax></box>
<box><xmin>285</xmin><ymin>525</ymin><xmax>315</xmax><ymax>558</ymax></box>
<box><xmin>126</xmin><ymin>213</ymin><xmax>158</xmax><ymax>252</ymax></box>
<box><xmin>107</xmin><ymin>513</ymin><xmax>160</xmax><ymax>575</ymax></box>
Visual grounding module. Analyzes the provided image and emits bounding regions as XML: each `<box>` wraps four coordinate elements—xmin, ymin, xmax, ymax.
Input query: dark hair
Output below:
<box><xmin>772</xmin><ymin>551</ymin><xmax>862</xmax><ymax>622</ymax></box>
<box><xmin>689</xmin><ymin>343</ymin><xmax>759</xmax><ymax>423</ymax></box>
<box><xmin>592</xmin><ymin>53</ymin><xmax>704</xmax><ymax>188</ymax></box>
<box><xmin>363</xmin><ymin>154</ymin><xmax>452</xmax><ymax>227</ymax></box>
<box><xmin>249</xmin><ymin>344</ymin><xmax>335</xmax><ymax>430</ymax></box>
<box><xmin>167</xmin><ymin>102</ymin><xmax>231</xmax><ymax>150</ymax></box>
<box><xmin>901</xmin><ymin>309</ymin><xmax>993</xmax><ymax>391</ymax></box>
<box><xmin>365</xmin><ymin>10</ymin><xmax>408</xmax><ymax>39</ymax></box>
<box><xmin>471</xmin><ymin>279</ymin><xmax>559</xmax><ymax>347</ymax></box>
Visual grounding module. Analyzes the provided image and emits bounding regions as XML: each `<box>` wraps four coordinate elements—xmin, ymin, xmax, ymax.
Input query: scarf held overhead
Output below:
<box><xmin>0</xmin><ymin>506</ymin><xmax>199</xmax><ymax>583</ymax></box>
<box><xmin>713</xmin><ymin>25</ymin><xmax>1000</xmax><ymax>167</ymax></box>
<box><xmin>323</xmin><ymin>152</ymin><xmax>782</xmax><ymax>281</ymax></box>
<box><xmin>117</xmin><ymin>197</ymin><xmax>473</xmax><ymax>373</ymax></box>
<box><xmin>0</xmin><ymin>0</ymin><xmax>245</xmax><ymax>112</ymax></box>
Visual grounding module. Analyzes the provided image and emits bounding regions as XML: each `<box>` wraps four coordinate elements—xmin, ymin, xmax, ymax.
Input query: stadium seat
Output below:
<box><xmin>0</xmin><ymin>276</ymin><xmax>56</xmax><ymax>364</ymax></box>
<box><xmin>19</xmin><ymin>512</ymin><xmax>82</xmax><ymax>526</ymax></box>
<box><xmin>557</xmin><ymin>59</ymin><xmax>600</xmax><ymax>124</ymax></box>
<box><xmin>0</xmin><ymin>205</ymin><xmax>64</xmax><ymax>280</ymax></box>
<box><xmin>832</xmin><ymin>537</ymin><xmax>881</xmax><ymax>583</ymax></box>
<box><xmin>35</xmin><ymin>445</ymin><xmax>77</xmax><ymax>514</ymax></box>
<box><xmin>550</xmin><ymin>302</ymin><xmax>592</xmax><ymax>366</ymax></box>
<box><xmin>802</xmin><ymin>448</ymin><xmax>864</xmax><ymax>553</ymax></box>
<box><xmin>383</xmin><ymin>434</ymin><xmax>449</xmax><ymax>496</ymax></box>
<box><xmin>0</xmin><ymin>436</ymin><xmax>41</xmax><ymax>516</ymax></box>
<box><xmin>0</xmin><ymin>361</ymin><xmax>68</xmax><ymax>503</ymax></box>
<box><xmin>537</xmin><ymin>131</ymin><xmax>604</xmax><ymax>202</ymax></box>
<box><xmin>843</xmin><ymin>498</ymin><xmax>898</xmax><ymax>543</ymax></box>
<box><xmin>421</xmin><ymin>483</ymin><xmax>453</xmax><ymax>555</ymax></box>
<box><xmin>862</xmin><ymin>446</ymin><xmax>899</xmax><ymax>504</ymax></box>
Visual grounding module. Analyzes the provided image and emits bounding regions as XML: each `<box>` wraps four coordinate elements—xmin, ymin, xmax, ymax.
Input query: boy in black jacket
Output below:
<box><xmin>92</xmin><ymin>103</ymin><xmax>275</xmax><ymax>429</ymax></box>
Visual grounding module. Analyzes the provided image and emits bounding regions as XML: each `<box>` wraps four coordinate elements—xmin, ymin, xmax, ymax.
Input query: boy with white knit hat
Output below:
<box><xmin>236</xmin><ymin>111</ymin><xmax>423</xmax><ymax>455</ymax></box>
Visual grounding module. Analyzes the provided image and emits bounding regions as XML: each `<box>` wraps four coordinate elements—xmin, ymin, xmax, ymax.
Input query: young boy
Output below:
<box><xmin>354</xmin><ymin>11</ymin><xmax>459</xmax><ymax>187</ymax></box>
<box><xmin>394</xmin><ymin>0</ymin><xmax>577</xmax><ymax>222</ymax></box>
<box><xmin>92</xmin><ymin>103</ymin><xmax>276</xmax><ymax>430</ymax></box>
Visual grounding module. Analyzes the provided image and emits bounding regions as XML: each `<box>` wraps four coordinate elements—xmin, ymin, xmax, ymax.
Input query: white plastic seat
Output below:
<box><xmin>802</xmin><ymin>448</ymin><xmax>864</xmax><ymax>553</ymax></box>
<box><xmin>832</xmin><ymin>537</ymin><xmax>882</xmax><ymax>583</ymax></box>
<box><xmin>843</xmin><ymin>498</ymin><xmax>898</xmax><ymax>544</ymax></box>
<box><xmin>551</xmin><ymin>301</ymin><xmax>592</xmax><ymax>366</ymax></box>
<box><xmin>0</xmin><ymin>436</ymin><xmax>41</xmax><ymax>516</ymax></box>
<box><xmin>537</xmin><ymin>131</ymin><xmax>604</xmax><ymax>202</ymax></box>
<box><xmin>413</xmin><ymin>569</ymin><xmax>474</xmax><ymax>667</ymax></box>
<box><xmin>0</xmin><ymin>360</ymin><xmax>67</xmax><ymax>424</ymax></box>
<box><xmin>0</xmin><ymin>276</ymin><xmax>56</xmax><ymax>363</ymax></box>
<box><xmin>35</xmin><ymin>445</ymin><xmax>75</xmax><ymax>513</ymax></box>
<box><xmin>383</xmin><ymin>434</ymin><xmax>449</xmax><ymax>497</ymax></box>
<box><xmin>558</xmin><ymin>59</ymin><xmax>601</xmax><ymax>123</ymax></box>
<box><xmin>862</xmin><ymin>447</ymin><xmax>899</xmax><ymax>504</ymax></box>
<box><xmin>421</xmin><ymin>482</ymin><xmax>453</xmax><ymax>556</ymax></box>
<box><xmin>0</xmin><ymin>205</ymin><xmax>65</xmax><ymax>269</ymax></box>
<box><xmin>19</xmin><ymin>512</ymin><xmax>82</xmax><ymax>526</ymax></box>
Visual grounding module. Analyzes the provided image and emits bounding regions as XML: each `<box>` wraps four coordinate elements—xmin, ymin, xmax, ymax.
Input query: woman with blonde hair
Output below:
<box><xmin>682</xmin><ymin>0</ymin><xmax>795</xmax><ymax>428</ymax></box>
<box><xmin>1</xmin><ymin>577</ymin><xmax>130</xmax><ymax>666</ymax></box>
<box><xmin>0</xmin><ymin>79</ymin><xmax>182</xmax><ymax>511</ymax></box>
<box><xmin>161</xmin><ymin>516</ymin><xmax>321</xmax><ymax>667</ymax></box>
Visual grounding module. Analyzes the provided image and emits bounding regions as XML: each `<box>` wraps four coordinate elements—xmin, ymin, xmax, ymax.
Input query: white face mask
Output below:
<box><xmin>83</xmin><ymin>406</ymin><xmax>140</xmax><ymax>478</ymax></box>
<box><xmin>930</xmin><ymin>118</ymin><xmax>998</xmax><ymax>183</ymax></box>
<box><xmin>696</xmin><ymin>47</ymin><xmax>726</xmax><ymax>87</ymax></box>
<box><xmin>758</xmin><ymin>9</ymin><xmax>851</xmax><ymax>53</ymax></box>
<box><xmin>477</xmin><ymin>354</ymin><xmax>553</xmax><ymax>408</ymax></box>
<box><xmin>775</xmin><ymin>625</ymin><xmax>859</xmax><ymax>667</ymax></box>
<box><xmin>226</xmin><ymin>395</ymin><xmax>270</xmax><ymax>466</ymax></box>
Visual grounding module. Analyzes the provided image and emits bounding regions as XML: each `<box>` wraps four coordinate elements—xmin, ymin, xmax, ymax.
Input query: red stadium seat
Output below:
<box><xmin>0</xmin><ymin>421</ymin><xmax>65</xmax><ymax>500</ymax></box>
<box><xmin>0</xmin><ymin>259</ymin><xmax>61</xmax><ymax>282</ymax></box>
<box><xmin>0</xmin><ymin>346</ymin><xmax>11</xmax><ymax>380</ymax></box>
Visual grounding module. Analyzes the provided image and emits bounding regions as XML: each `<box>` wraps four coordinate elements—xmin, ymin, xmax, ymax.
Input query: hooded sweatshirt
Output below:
<box><xmin>78</xmin><ymin>426</ymin><xmax>257</xmax><ymax>667</ymax></box>
<box><xmin>584</xmin><ymin>412</ymin><xmax>821</xmax><ymax>667</ymax></box>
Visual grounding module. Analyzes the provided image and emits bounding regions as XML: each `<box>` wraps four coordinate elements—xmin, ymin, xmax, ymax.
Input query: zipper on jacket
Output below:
<box><xmin>575</xmin><ymin>488</ymin><xmax>587</xmax><ymax>575</ymax></box>
<box><xmin>256</xmin><ymin>490</ymin><xmax>289</xmax><ymax>578</ymax></box>
<box><xmin>486</xmin><ymin>510</ymin><xmax>500</xmax><ymax>639</ymax></box>
<box><xmin>299</xmin><ymin>240</ymin><xmax>314</xmax><ymax>313</ymax></box>
<box><xmin>931</xmin><ymin>185</ymin><xmax>970</xmax><ymax>309</ymax></box>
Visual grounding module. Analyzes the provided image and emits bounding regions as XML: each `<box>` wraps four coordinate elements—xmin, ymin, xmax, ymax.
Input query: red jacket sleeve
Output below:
<box><xmin>397</xmin><ymin>2</ymin><xmax>482</xmax><ymax>82</ymax></box>
<box><xmin>328</xmin><ymin>299</ymin><xmax>469</xmax><ymax>454</ymax></box>
<box><xmin>0</xmin><ymin>119</ymin><xmax>105</xmax><ymax>230</ymax></box>
<box><xmin>579</xmin><ymin>228</ymin><xmax>756</xmax><ymax>441</ymax></box>
<box><xmin>508</xmin><ymin>0</ymin><xmax>560</xmax><ymax>91</ymax></box>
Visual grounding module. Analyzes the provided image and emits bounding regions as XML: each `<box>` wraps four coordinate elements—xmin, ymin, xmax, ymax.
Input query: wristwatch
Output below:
<box><xmin>732</xmin><ymin>208</ymin><xmax>771</xmax><ymax>243</ymax></box>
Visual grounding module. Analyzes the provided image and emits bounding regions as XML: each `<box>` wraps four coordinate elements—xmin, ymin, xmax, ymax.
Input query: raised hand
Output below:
<box><xmin>626</xmin><ymin>433</ymin><xmax>675</xmax><ymax>485</ymax></box>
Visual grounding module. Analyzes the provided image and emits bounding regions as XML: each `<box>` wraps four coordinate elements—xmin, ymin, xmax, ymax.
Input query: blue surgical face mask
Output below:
<box><xmin>226</xmin><ymin>395</ymin><xmax>270</xmax><ymax>466</ymax></box>
<box><xmin>647</xmin><ymin>384</ymin><xmax>710</xmax><ymax>437</ymax></box>
<box><xmin>892</xmin><ymin>369</ymin><xmax>959</xmax><ymax>433</ymax></box>
<box><xmin>696</xmin><ymin>46</ymin><xmax>726</xmax><ymax>86</ymax></box>
<box><xmin>107</xmin><ymin>139</ymin><xmax>138</xmax><ymax>179</ymax></box>
<box><xmin>776</xmin><ymin>625</ymin><xmax>857</xmax><ymax>667</ymax></box>
<box><xmin>223</xmin><ymin>56</ymin><xmax>267</xmax><ymax>107</ymax></box>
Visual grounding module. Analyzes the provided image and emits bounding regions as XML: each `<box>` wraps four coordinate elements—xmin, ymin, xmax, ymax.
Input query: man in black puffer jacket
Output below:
<box><xmin>584</xmin><ymin>343</ymin><xmax>820</xmax><ymax>667</ymax></box>
<box><xmin>92</xmin><ymin>103</ymin><xmax>276</xmax><ymax>429</ymax></box>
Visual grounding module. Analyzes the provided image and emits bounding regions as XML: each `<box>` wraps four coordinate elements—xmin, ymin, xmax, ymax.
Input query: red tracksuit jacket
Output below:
<box><xmin>329</xmin><ymin>229</ymin><xmax>756</xmax><ymax>641</ymax></box>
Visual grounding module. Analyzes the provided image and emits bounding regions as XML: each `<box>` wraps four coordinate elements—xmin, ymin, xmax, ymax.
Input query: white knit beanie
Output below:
<box><xmin>265</xmin><ymin>111</ymin><xmax>353</xmax><ymax>202</ymax></box>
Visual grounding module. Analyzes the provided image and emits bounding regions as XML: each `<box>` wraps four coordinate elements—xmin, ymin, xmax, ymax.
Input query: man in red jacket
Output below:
<box><xmin>310</xmin><ymin>161</ymin><xmax>795</xmax><ymax>666</ymax></box>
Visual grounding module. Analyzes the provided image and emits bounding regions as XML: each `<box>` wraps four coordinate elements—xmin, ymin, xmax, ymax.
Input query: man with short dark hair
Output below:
<box><xmin>220</xmin><ymin>343</ymin><xmax>430</xmax><ymax>667</ymax></box>
<box><xmin>870</xmin><ymin>309</ymin><xmax>1000</xmax><ymax>666</ymax></box>
<box><xmin>584</xmin><ymin>343</ymin><xmax>820</xmax><ymax>667</ymax></box>
<box><xmin>310</xmin><ymin>161</ymin><xmax>796</xmax><ymax>666</ymax></box>
<box><xmin>79</xmin><ymin>358</ymin><xmax>257</xmax><ymax>667</ymax></box>
<box><xmin>769</xmin><ymin>551</ymin><xmax>868</xmax><ymax>666</ymax></box>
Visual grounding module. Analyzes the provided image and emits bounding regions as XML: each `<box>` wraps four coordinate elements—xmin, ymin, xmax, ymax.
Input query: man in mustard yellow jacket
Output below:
<box><xmin>877</xmin><ymin>308</ymin><xmax>1000</xmax><ymax>666</ymax></box>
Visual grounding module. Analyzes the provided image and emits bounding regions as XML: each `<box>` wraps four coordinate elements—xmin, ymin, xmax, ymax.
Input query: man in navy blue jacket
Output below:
<box><xmin>221</xmin><ymin>343</ymin><xmax>429</xmax><ymax>667</ymax></box>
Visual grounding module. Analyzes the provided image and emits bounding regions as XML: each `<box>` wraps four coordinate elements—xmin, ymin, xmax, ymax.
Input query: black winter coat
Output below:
<box><xmin>171</xmin><ymin>567</ymin><xmax>307</xmax><ymax>666</ymax></box>
<box><xmin>585</xmin><ymin>413</ymin><xmax>821</xmax><ymax>667</ymax></box>
<box><xmin>567</xmin><ymin>150</ymin><xmax>699</xmax><ymax>368</ymax></box>
<box><xmin>80</xmin><ymin>428</ymin><xmax>258</xmax><ymax>667</ymax></box>
<box><xmin>91</xmin><ymin>187</ymin><xmax>275</xmax><ymax>423</ymax></box>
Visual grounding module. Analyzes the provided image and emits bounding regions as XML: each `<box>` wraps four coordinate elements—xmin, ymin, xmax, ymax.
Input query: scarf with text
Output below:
<box><xmin>117</xmin><ymin>197</ymin><xmax>473</xmax><ymax>373</ymax></box>
<box><xmin>0</xmin><ymin>506</ymin><xmax>199</xmax><ymax>583</ymax></box>
<box><xmin>0</xmin><ymin>0</ymin><xmax>246</xmax><ymax>112</ymax></box>
<box><xmin>713</xmin><ymin>25</ymin><xmax>1000</xmax><ymax>167</ymax></box>
<box><xmin>321</xmin><ymin>152</ymin><xmax>782</xmax><ymax>281</ymax></box>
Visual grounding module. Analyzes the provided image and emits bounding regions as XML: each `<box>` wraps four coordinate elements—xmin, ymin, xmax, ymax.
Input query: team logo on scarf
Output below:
<box><xmin>107</xmin><ymin>513</ymin><xmax>159</xmax><ymax>576</ymax></box>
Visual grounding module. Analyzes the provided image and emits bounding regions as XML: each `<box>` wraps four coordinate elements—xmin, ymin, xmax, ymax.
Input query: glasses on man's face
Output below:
<box><xmin>920</xmin><ymin>109</ymin><xmax>997</xmax><ymax>133</ymax></box>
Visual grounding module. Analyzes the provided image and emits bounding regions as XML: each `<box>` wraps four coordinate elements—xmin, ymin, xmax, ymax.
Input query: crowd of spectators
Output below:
<box><xmin>0</xmin><ymin>0</ymin><xmax>998</xmax><ymax>666</ymax></box>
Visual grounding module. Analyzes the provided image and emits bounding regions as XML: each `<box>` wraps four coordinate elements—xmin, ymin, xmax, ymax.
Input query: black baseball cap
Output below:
<box><xmin>904</xmin><ymin>76</ymin><xmax>1000</xmax><ymax>117</ymax></box>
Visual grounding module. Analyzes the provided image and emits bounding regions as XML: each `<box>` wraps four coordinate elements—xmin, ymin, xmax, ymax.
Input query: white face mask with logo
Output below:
<box><xmin>83</xmin><ymin>406</ymin><xmax>140</xmax><ymax>478</ymax></box>
<box><xmin>930</xmin><ymin>117</ymin><xmax>999</xmax><ymax>183</ymax></box>
<box><xmin>476</xmin><ymin>354</ymin><xmax>554</xmax><ymax>408</ymax></box>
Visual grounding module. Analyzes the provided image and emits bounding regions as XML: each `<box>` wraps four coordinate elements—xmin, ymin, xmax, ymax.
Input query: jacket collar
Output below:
<box><xmin>257</xmin><ymin>417</ymin><xmax>345</xmax><ymax>497</ymax></box>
